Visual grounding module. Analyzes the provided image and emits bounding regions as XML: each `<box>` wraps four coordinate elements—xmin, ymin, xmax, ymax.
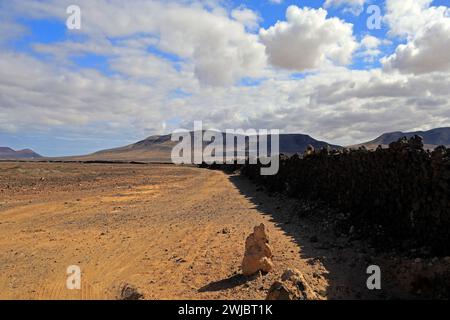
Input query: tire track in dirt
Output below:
<box><xmin>0</xmin><ymin>163</ymin><xmax>332</xmax><ymax>300</ymax></box>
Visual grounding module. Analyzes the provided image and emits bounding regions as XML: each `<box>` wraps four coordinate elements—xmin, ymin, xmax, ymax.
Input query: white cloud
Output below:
<box><xmin>0</xmin><ymin>50</ymin><xmax>187</xmax><ymax>137</ymax></box>
<box><xmin>324</xmin><ymin>0</ymin><xmax>367</xmax><ymax>16</ymax></box>
<box><xmin>385</xmin><ymin>0</ymin><xmax>450</xmax><ymax>37</ymax></box>
<box><xmin>231</xmin><ymin>7</ymin><xmax>261</xmax><ymax>31</ymax></box>
<box><xmin>3</xmin><ymin>46</ymin><xmax>450</xmax><ymax>147</ymax></box>
<box><xmin>361</xmin><ymin>35</ymin><xmax>380</xmax><ymax>50</ymax></box>
<box><xmin>5</xmin><ymin>0</ymin><xmax>267</xmax><ymax>86</ymax></box>
<box><xmin>357</xmin><ymin>35</ymin><xmax>382</xmax><ymax>62</ymax></box>
<box><xmin>0</xmin><ymin>2</ymin><xmax>28</xmax><ymax>44</ymax></box>
<box><xmin>1</xmin><ymin>0</ymin><xmax>450</xmax><ymax>150</ymax></box>
<box><xmin>383</xmin><ymin>21</ymin><xmax>450</xmax><ymax>74</ymax></box>
<box><xmin>383</xmin><ymin>0</ymin><xmax>450</xmax><ymax>74</ymax></box>
<box><xmin>259</xmin><ymin>6</ymin><xmax>357</xmax><ymax>72</ymax></box>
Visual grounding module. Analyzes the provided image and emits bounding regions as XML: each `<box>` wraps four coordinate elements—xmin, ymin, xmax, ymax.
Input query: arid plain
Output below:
<box><xmin>0</xmin><ymin>162</ymin><xmax>426</xmax><ymax>300</ymax></box>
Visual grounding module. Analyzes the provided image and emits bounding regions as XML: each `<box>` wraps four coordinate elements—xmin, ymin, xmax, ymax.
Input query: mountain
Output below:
<box><xmin>65</xmin><ymin>132</ymin><xmax>341</xmax><ymax>163</ymax></box>
<box><xmin>278</xmin><ymin>134</ymin><xmax>341</xmax><ymax>154</ymax></box>
<box><xmin>351</xmin><ymin>127</ymin><xmax>450</xmax><ymax>150</ymax></box>
<box><xmin>69</xmin><ymin>135</ymin><xmax>177</xmax><ymax>162</ymax></box>
<box><xmin>0</xmin><ymin>147</ymin><xmax>42</xmax><ymax>159</ymax></box>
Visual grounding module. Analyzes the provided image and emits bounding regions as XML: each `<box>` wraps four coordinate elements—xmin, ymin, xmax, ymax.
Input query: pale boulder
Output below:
<box><xmin>241</xmin><ymin>223</ymin><xmax>274</xmax><ymax>276</ymax></box>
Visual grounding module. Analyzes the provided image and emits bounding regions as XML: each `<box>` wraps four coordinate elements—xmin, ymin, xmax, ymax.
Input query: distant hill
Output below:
<box><xmin>350</xmin><ymin>127</ymin><xmax>450</xmax><ymax>150</ymax></box>
<box><xmin>278</xmin><ymin>134</ymin><xmax>341</xmax><ymax>154</ymax></box>
<box><xmin>65</xmin><ymin>132</ymin><xmax>341</xmax><ymax>163</ymax></box>
<box><xmin>0</xmin><ymin>147</ymin><xmax>42</xmax><ymax>159</ymax></box>
<box><xmin>70</xmin><ymin>135</ymin><xmax>177</xmax><ymax>162</ymax></box>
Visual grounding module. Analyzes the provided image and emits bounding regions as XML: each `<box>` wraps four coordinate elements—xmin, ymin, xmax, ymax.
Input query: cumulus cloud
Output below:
<box><xmin>259</xmin><ymin>6</ymin><xmax>357</xmax><ymax>72</ymax></box>
<box><xmin>6</xmin><ymin>0</ymin><xmax>267</xmax><ymax>86</ymax></box>
<box><xmin>385</xmin><ymin>0</ymin><xmax>449</xmax><ymax>37</ymax></box>
<box><xmin>1</xmin><ymin>0</ymin><xmax>450</xmax><ymax>151</ymax></box>
<box><xmin>0</xmin><ymin>52</ymin><xmax>174</xmax><ymax>136</ymax></box>
<box><xmin>274</xmin><ymin>68</ymin><xmax>450</xmax><ymax>143</ymax></box>
<box><xmin>3</xmin><ymin>46</ymin><xmax>450</xmax><ymax>147</ymax></box>
<box><xmin>383</xmin><ymin>0</ymin><xmax>450</xmax><ymax>74</ymax></box>
<box><xmin>383</xmin><ymin>21</ymin><xmax>450</xmax><ymax>74</ymax></box>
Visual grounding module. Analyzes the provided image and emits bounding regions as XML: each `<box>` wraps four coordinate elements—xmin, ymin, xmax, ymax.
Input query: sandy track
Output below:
<box><xmin>0</xmin><ymin>162</ymin><xmax>382</xmax><ymax>300</ymax></box>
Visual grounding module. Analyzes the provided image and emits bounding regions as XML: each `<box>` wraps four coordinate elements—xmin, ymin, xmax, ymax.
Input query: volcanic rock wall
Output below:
<box><xmin>208</xmin><ymin>136</ymin><xmax>450</xmax><ymax>255</ymax></box>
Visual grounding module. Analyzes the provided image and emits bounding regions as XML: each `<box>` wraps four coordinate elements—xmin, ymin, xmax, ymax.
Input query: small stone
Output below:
<box><xmin>119</xmin><ymin>284</ymin><xmax>144</xmax><ymax>300</ymax></box>
<box><xmin>241</xmin><ymin>224</ymin><xmax>274</xmax><ymax>276</ymax></box>
<box><xmin>266</xmin><ymin>269</ymin><xmax>318</xmax><ymax>300</ymax></box>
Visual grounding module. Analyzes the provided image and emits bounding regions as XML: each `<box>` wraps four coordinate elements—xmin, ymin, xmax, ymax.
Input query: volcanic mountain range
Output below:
<box><xmin>2</xmin><ymin>128</ymin><xmax>449</xmax><ymax>161</ymax></box>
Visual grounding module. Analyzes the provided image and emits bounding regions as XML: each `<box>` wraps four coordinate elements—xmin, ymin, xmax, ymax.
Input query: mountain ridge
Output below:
<box><xmin>351</xmin><ymin>127</ymin><xmax>450</xmax><ymax>150</ymax></box>
<box><xmin>0</xmin><ymin>147</ymin><xmax>42</xmax><ymax>159</ymax></box>
<box><xmin>65</xmin><ymin>132</ymin><xmax>342</xmax><ymax>162</ymax></box>
<box><xmin>5</xmin><ymin>127</ymin><xmax>449</xmax><ymax>162</ymax></box>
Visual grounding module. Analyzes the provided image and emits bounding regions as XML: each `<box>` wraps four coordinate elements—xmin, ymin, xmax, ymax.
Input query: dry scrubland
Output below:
<box><xmin>0</xmin><ymin>162</ymin><xmax>447</xmax><ymax>300</ymax></box>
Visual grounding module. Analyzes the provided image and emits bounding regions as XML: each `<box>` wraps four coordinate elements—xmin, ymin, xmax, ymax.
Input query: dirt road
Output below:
<box><xmin>0</xmin><ymin>162</ymin><xmax>385</xmax><ymax>300</ymax></box>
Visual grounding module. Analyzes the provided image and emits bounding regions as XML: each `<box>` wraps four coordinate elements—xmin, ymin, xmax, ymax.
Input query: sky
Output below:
<box><xmin>0</xmin><ymin>0</ymin><xmax>449</xmax><ymax>156</ymax></box>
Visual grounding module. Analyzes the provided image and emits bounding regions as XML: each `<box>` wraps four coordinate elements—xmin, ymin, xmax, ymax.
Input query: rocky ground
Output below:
<box><xmin>0</xmin><ymin>162</ymin><xmax>448</xmax><ymax>300</ymax></box>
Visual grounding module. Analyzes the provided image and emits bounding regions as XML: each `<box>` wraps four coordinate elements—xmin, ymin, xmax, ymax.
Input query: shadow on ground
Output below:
<box><xmin>227</xmin><ymin>174</ymin><xmax>390</xmax><ymax>300</ymax></box>
<box><xmin>198</xmin><ymin>274</ymin><xmax>255</xmax><ymax>293</ymax></box>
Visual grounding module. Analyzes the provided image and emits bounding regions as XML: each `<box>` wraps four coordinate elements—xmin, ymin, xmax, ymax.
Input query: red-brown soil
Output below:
<box><xmin>0</xmin><ymin>162</ymin><xmax>442</xmax><ymax>300</ymax></box>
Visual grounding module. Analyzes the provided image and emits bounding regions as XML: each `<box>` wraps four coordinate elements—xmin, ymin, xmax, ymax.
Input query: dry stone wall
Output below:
<box><xmin>204</xmin><ymin>136</ymin><xmax>450</xmax><ymax>255</ymax></box>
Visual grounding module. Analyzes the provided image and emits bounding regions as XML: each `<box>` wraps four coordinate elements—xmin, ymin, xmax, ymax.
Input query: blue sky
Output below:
<box><xmin>1</xmin><ymin>0</ymin><xmax>449</xmax><ymax>156</ymax></box>
<box><xmin>8</xmin><ymin>0</ymin><xmax>394</xmax><ymax>73</ymax></box>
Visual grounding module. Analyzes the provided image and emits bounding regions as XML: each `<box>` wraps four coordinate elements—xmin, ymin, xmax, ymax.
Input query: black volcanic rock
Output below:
<box><xmin>352</xmin><ymin>127</ymin><xmax>450</xmax><ymax>150</ymax></box>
